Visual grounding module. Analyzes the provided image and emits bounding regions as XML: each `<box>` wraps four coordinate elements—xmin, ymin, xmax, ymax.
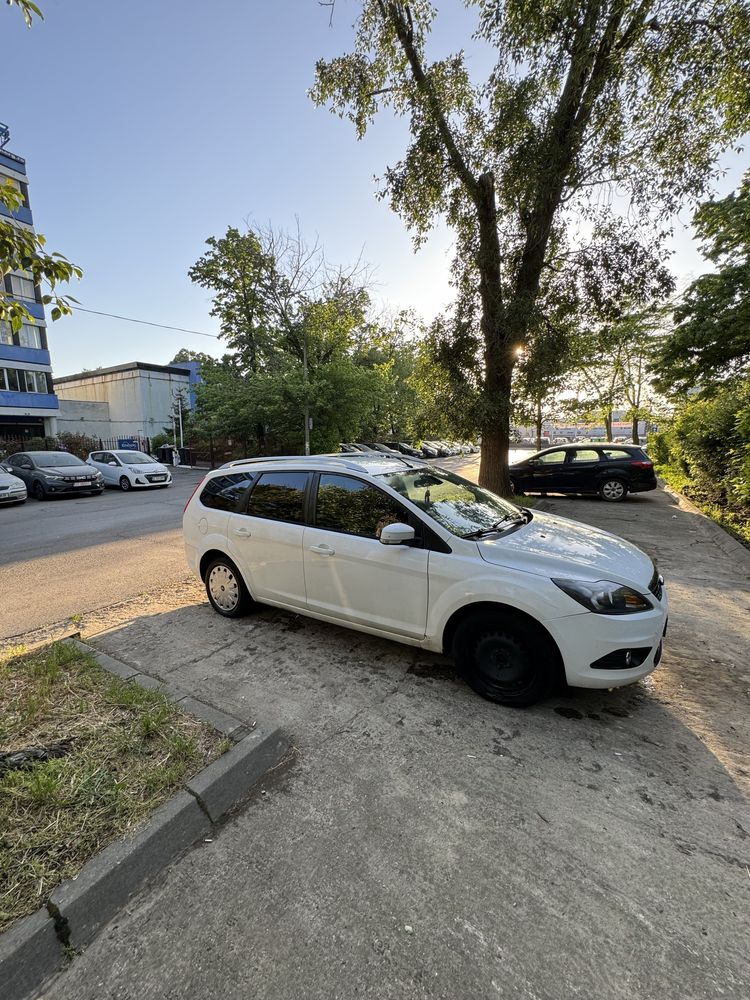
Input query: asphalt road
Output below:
<box><xmin>0</xmin><ymin>468</ymin><xmax>205</xmax><ymax>640</ymax></box>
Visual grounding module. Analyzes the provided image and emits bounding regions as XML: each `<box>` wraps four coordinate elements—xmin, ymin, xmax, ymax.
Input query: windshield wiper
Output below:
<box><xmin>462</xmin><ymin>512</ymin><xmax>525</xmax><ymax>539</ymax></box>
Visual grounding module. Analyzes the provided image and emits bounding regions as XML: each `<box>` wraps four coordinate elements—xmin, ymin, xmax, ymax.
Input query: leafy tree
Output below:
<box><xmin>654</xmin><ymin>172</ymin><xmax>750</xmax><ymax>394</ymax></box>
<box><xmin>1</xmin><ymin>3</ymin><xmax>81</xmax><ymax>331</ymax></box>
<box><xmin>312</xmin><ymin>0</ymin><xmax>750</xmax><ymax>494</ymax></box>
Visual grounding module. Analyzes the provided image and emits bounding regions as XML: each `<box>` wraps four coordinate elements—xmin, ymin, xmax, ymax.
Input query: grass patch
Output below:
<box><xmin>656</xmin><ymin>464</ymin><xmax>750</xmax><ymax>547</ymax></box>
<box><xmin>0</xmin><ymin>642</ymin><xmax>227</xmax><ymax>933</ymax></box>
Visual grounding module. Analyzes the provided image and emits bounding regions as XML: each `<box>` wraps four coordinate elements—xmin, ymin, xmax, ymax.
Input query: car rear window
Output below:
<box><xmin>246</xmin><ymin>472</ymin><xmax>309</xmax><ymax>523</ymax></box>
<box><xmin>200</xmin><ymin>472</ymin><xmax>257</xmax><ymax>512</ymax></box>
<box><xmin>602</xmin><ymin>449</ymin><xmax>638</xmax><ymax>460</ymax></box>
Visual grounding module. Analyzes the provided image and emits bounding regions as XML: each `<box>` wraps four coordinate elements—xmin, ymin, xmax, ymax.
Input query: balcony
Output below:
<box><xmin>0</xmin><ymin>391</ymin><xmax>58</xmax><ymax>411</ymax></box>
<box><xmin>0</xmin><ymin>344</ymin><xmax>50</xmax><ymax>366</ymax></box>
<box><xmin>0</xmin><ymin>201</ymin><xmax>33</xmax><ymax>226</ymax></box>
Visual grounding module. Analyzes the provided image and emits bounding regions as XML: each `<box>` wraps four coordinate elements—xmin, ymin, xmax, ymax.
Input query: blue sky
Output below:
<box><xmin>2</xmin><ymin>0</ymin><xmax>746</xmax><ymax>376</ymax></box>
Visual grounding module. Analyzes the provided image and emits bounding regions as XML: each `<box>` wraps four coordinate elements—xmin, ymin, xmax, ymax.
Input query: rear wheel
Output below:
<box><xmin>32</xmin><ymin>481</ymin><xmax>46</xmax><ymax>501</ymax></box>
<box><xmin>599</xmin><ymin>478</ymin><xmax>627</xmax><ymax>502</ymax></box>
<box><xmin>204</xmin><ymin>556</ymin><xmax>251</xmax><ymax>618</ymax></box>
<box><xmin>452</xmin><ymin>611</ymin><xmax>555</xmax><ymax>707</ymax></box>
<box><xmin>119</xmin><ymin>476</ymin><xmax>131</xmax><ymax>492</ymax></box>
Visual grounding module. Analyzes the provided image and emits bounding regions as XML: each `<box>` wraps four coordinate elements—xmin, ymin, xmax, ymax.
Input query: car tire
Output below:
<box><xmin>509</xmin><ymin>478</ymin><xmax>524</xmax><ymax>496</ymax></box>
<box><xmin>204</xmin><ymin>556</ymin><xmax>252</xmax><ymax>618</ymax></box>
<box><xmin>119</xmin><ymin>476</ymin><xmax>132</xmax><ymax>492</ymax></box>
<box><xmin>599</xmin><ymin>478</ymin><xmax>628</xmax><ymax>502</ymax></box>
<box><xmin>452</xmin><ymin>611</ymin><xmax>555</xmax><ymax>708</ymax></box>
<box><xmin>32</xmin><ymin>481</ymin><xmax>46</xmax><ymax>501</ymax></box>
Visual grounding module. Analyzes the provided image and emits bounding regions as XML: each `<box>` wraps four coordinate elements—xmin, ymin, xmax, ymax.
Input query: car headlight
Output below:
<box><xmin>127</xmin><ymin>466</ymin><xmax>140</xmax><ymax>473</ymax></box>
<box><xmin>41</xmin><ymin>471</ymin><xmax>64</xmax><ymax>480</ymax></box>
<box><xmin>552</xmin><ymin>578</ymin><xmax>653</xmax><ymax>614</ymax></box>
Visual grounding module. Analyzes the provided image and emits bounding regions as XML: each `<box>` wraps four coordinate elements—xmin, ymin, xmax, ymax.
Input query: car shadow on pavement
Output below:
<box><xmin>47</xmin><ymin>593</ymin><xmax>750</xmax><ymax>1000</ymax></box>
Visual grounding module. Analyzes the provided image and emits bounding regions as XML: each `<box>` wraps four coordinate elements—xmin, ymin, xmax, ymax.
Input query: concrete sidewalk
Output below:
<box><xmin>46</xmin><ymin>487</ymin><xmax>750</xmax><ymax>1000</ymax></box>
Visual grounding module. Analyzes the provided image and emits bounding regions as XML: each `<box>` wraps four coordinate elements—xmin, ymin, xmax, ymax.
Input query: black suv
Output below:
<box><xmin>509</xmin><ymin>444</ymin><xmax>656</xmax><ymax>502</ymax></box>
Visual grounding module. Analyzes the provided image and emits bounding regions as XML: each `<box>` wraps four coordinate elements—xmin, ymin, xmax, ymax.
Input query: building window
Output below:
<box><xmin>0</xmin><ymin>321</ymin><xmax>12</xmax><ymax>346</ymax></box>
<box><xmin>18</xmin><ymin>324</ymin><xmax>42</xmax><ymax>349</ymax></box>
<box><xmin>0</xmin><ymin>368</ymin><xmax>49</xmax><ymax>393</ymax></box>
<box><xmin>9</xmin><ymin>274</ymin><xmax>36</xmax><ymax>301</ymax></box>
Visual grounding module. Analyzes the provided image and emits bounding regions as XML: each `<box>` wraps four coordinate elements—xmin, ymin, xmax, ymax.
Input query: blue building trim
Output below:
<box><xmin>0</xmin><ymin>345</ymin><xmax>51</xmax><ymax>366</ymax></box>
<box><xmin>7</xmin><ymin>299</ymin><xmax>46</xmax><ymax>322</ymax></box>
<box><xmin>0</xmin><ymin>201</ymin><xmax>33</xmax><ymax>225</ymax></box>
<box><xmin>0</xmin><ymin>390</ymin><xmax>58</xmax><ymax>410</ymax></box>
<box><xmin>0</xmin><ymin>150</ymin><xmax>26</xmax><ymax>175</ymax></box>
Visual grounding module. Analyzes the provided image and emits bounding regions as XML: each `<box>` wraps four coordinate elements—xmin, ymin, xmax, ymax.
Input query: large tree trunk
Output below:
<box><xmin>604</xmin><ymin>412</ymin><xmax>613</xmax><ymax>441</ymax></box>
<box><xmin>631</xmin><ymin>413</ymin><xmax>640</xmax><ymax>444</ymax></box>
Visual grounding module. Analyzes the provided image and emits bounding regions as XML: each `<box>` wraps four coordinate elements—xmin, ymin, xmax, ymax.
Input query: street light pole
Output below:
<box><xmin>303</xmin><ymin>327</ymin><xmax>310</xmax><ymax>456</ymax></box>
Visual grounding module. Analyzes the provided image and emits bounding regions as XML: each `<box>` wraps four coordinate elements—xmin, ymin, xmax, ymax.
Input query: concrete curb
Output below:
<box><xmin>659</xmin><ymin>480</ymin><xmax>750</xmax><ymax>566</ymax></box>
<box><xmin>1</xmin><ymin>638</ymin><xmax>290</xmax><ymax>1000</ymax></box>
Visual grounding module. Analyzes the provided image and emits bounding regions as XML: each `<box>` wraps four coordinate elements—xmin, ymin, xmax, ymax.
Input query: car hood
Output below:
<box><xmin>477</xmin><ymin>510</ymin><xmax>654</xmax><ymax>591</ymax></box>
<box><xmin>0</xmin><ymin>471</ymin><xmax>25</xmax><ymax>488</ymax></box>
<box><xmin>123</xmin><ymin>463</ymin><xmax>168</xmax><ymax>473</ymax></box>
<box><xmin>40</xmin><ymin>465</ymin><xmax>96</xmax><ymax>476</ymax></box>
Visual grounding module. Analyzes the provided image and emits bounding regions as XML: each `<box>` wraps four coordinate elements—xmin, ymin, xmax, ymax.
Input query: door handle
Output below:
<box><xmin>233</xmin><ymin>527</ymin><xmax>251</xmax><ymax>537</ymax></box>
<box><xmin>310</xmin><ymin>544</ymin><xmax>334</xmax><ymax>556</ymax></box>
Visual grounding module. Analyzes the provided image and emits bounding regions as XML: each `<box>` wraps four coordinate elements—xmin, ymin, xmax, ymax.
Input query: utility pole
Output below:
<box><xmin>302</xmin><ymin>326</ymin><xmax>310</xmax><ymax>456</ymax></box>
<box><xmin>177</xmin><ymin>391</ymin><xmax>184</xmax><ymax>449</ymax></box>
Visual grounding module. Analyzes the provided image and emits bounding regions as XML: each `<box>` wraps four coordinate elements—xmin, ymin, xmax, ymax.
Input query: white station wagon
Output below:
<box><xmin>183</xmin><ymin>454</ymin><xmax>668</xmax><ymax>707</ymax></box>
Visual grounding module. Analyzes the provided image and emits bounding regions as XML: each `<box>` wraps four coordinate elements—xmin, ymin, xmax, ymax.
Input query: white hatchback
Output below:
<box><xmin>183</xmin><ymin>454</ymin><xmax>668</xmax><ymax>707</ymax></box>
<box><xmin>87</xmin><ymin>450</ymin><xmax>172</xmax><ymax>491</ymax></box>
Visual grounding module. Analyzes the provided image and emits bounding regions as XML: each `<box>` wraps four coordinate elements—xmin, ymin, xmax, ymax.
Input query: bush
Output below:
<box><xmin>57</xmin><ymin>432</ymin><xmax>100</xmax><ymax>460</ymax></box>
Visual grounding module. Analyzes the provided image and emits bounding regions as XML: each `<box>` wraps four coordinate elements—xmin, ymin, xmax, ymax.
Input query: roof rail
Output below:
<box><xmin>222</xmin><ymin>453</ymin><xmax>418</xmax><ymax>473</ymax></box>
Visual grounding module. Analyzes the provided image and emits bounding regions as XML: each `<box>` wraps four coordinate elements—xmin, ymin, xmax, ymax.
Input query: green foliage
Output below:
<box><xmin>312</xmin><ymin>0</ymin><xmax>750</xmax><ymax>492</ymax></box>
<box><xmin>57</xmin><ymin>431</ymin><xmax>100</xmax><ymax>460</ymax></box>
<box><xmin>654</xmin><ymin>171</ymin><xmax>750</xmax><ymax>394</ymax></box>
<box><xmin>652</xmin><ymin>379</ymin><xmax>750</xmax><ymax>542</ymax></box>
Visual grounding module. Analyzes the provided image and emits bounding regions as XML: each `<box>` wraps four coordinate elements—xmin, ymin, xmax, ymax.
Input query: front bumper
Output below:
<box><xmin>0</xmin><ymin>489</ymin><xmax>26</xmax><ymax>503</ymax></box>
<box><xmin>41</xmin><ymin>479</ymin><xmax>102</xmax><ymax>494</ymax></box>
<box><xmin>131</xmin><ymin>473</ymin><xmax>173</xmax><ymax>487</ymax></box>
<box><xmin>546</xmin><ymin>588</ymin><xmax>669</xmax><ymax>689</ymax></box>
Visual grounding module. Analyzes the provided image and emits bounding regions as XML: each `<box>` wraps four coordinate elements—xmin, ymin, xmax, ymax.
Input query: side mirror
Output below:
<box><xmin>379</xmin><ymin>522</ymin><xmax>415</xmax><ymax>546</ymax></box>
<box><xmin>108</xmin><ymin>461</ymin><xmax>118</xmax><ymax>466</ymax></box>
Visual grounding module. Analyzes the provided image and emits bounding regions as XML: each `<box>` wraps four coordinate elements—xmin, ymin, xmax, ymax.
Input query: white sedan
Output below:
<box><xmin>0</xmin><ymin>468</ymin><xmax>27</xmax><ymax>505</ymax></box>
<box><xmin>86</xmin><ymin>450</ymin><xmax>172</xmax><ymax>491</ymax></box>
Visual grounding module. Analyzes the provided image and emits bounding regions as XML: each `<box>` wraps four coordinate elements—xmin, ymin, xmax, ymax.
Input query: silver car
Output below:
<box><xmin>0</xmin><ymin>469</ymin><xmax>27</xmax><ymax>505</ymax></box>
<box><xmin>86</xmin><ymin>450</ymin><xmax>172</xmax><ymax>491</ymax></box>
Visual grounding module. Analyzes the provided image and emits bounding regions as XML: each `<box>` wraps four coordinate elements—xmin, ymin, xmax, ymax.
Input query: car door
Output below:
<box><xmin>8</xmin><ymin>454</ymin><xmax>33</xmax><ymax>485</ymax></box>
<box><xmin>226</xmin><ymin>470</ymin><xmax>310</xmax><ymax>609</ymax></box>
<box><xmin>565</xmin><ymin>448</ymin><xmax>603</xmax><ymax>493</ymax></box>
<box><xmin>303</xmin><ymin>472</ymin><xmax>429</xmax><ymax>639</ymax></box>
<box><xmin>525</xmin><ymin>449</ymin><xmax>568</xmax><ymax>492</ymax></box>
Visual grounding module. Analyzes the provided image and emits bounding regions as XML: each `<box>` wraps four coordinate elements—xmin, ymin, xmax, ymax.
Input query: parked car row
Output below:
<box><xmin>0</xmin><ymin>449</ymin><xmax>172</xmax><ymax>503</ymax></box>
<box><xmin>340</xmin><ymin>440</ymin><xmax>479</xmax><ymax>459</ymax></box>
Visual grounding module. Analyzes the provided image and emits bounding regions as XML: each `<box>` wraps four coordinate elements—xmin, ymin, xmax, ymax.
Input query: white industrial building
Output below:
<box><xmin>54</xmin><ymin>361</ymin><xmax>193</xmax><ymax>441</ymax></box>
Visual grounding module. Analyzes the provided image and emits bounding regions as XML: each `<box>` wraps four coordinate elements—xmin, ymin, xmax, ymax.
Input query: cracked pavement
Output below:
<box><xmin>40</xmin><ymin>480</ymin><xmax>750</xmax><ymax>1000</ymax></box>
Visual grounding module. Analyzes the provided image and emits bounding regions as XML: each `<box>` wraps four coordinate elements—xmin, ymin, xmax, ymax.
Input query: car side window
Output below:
<box><xmin>200</xmin><ymin>472</ymin><xmax>257</xmax><ymax>513</ymax></box>
<box><xmin>536</xmin><ymin>450</ymin><xmax>567</xmax><ymax>464</ymax></box>
<box><xmin>90</xmin><ymin>453</ymin><xmax>102</xmax><ymax>462</ymax></box>
<box><xmin>103</xmin><ymin>453</ymin><xmax>118</xmax><ymax>464</ymax></box>
<box><xmin>602</xmin><ymin>449</ymin><xmax>633</xmax><ymax>460</ymax></box>
<box><xmin>245</xmin><ymin>472</ymin><xmax>309</xmax><ymax>523</ymax></box>
<box><xmin>569</xmin><ymin>449</ymin><xmax>601</xmax><ymax>463</ymax></box>
<box><xmin>316</xmin><ymin>473</ymin><xmax>406</xmax><ymax>539</ymax></box>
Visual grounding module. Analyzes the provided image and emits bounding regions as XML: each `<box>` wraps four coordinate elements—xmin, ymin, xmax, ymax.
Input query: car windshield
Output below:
<box><xmin>115</xmin><ymin>451</ymin><xmax>154</xmax><ymax>464</ymax></box>
<box><xmin>32</xmin><ymin>453</ymin><xmax>86</xmax><ymax>468</ymax></box>
<box><xmin>378</xmin><ymin>467</ymin><xmax>521</xmax><ymax>537</ymax></box>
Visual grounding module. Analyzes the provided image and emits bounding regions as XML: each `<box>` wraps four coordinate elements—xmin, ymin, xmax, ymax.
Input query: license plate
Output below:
<box><xmin>151</xmin><ymin>476</ymin><xmax>166</xmax><ymax>482</ymax></box>
<box><xmin>74</xmin><ymin>482</ymin><xmax>88</xmax><ymax>487</ymax></box>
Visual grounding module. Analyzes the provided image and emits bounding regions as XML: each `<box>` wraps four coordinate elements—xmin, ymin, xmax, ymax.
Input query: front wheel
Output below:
<box><xmin>32</xmin><ymin>481</ymin><xmax>46</xmax><ymax>501</ymax></box>
<box><xmin>599</xmin><ymin>478</ymin><xmax>628</xmax><ymax>502</ymax></box>
<box><xmin>119</xmin><ymin>476</ymin><xmax>132</xmax><ymax>492</ymax></box>
<box><xmin>204</xmin><ymin>557</ymin><xmax>252</xmax><ymax>618</ymax></box>
<box><xmin>452</xmin><ymin>612</ymin><xmax>555</xmax><ymax>707</ymax></box>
